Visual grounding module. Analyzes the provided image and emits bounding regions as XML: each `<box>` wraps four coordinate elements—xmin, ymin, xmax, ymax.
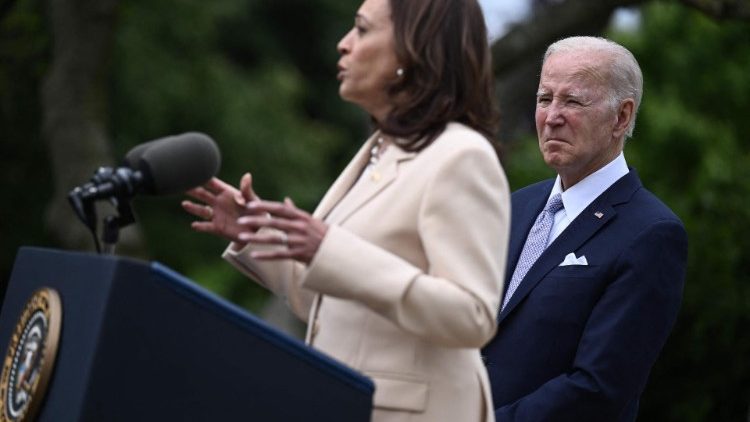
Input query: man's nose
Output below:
<box><xmin>545</xmin><ymin>102</ymin><xmax>565</xmax><ymax>125</ymax></box>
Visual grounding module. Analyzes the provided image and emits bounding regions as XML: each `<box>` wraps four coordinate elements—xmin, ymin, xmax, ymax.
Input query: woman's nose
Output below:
<box><xmin>337</xmin><ymin>29</ymin><xmax>353</xmax><ymax>55</ymax></box>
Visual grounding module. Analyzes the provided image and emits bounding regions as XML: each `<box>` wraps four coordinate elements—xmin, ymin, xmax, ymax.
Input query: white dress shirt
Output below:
<box><xmin>546</xmin><ymin>153</ymin><xmax>629</xmax><ymax>246</ymax></box>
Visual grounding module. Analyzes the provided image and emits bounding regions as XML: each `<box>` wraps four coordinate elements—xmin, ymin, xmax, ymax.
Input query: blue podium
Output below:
<box><xmin>0</xmin><ymin>247</ymin><xmax>373</xmax><ymax>421</ymax></box>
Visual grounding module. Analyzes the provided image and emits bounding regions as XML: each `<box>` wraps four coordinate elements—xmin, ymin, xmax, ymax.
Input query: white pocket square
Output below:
<box><xmin>559</xmin><ymin>252</ymin><xmax>588</xmax><ymax>266</ymax></box>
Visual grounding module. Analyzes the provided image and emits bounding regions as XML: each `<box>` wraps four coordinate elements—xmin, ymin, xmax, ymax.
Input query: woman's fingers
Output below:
<box><xmin>237</xmin><ymin>230</ymin><xmax>289</xmax><ymax>245</ymax></box>
<box><xmin>185</xmin><ymin>186</ymin><xmax>213</xmax><ymax>203</ymax></box>
<box><xmin>182</xmin><ymin>200</ymin><xmax>211</xmax><ymax>218</ymax></box>
<box><xmin>246</xmin><ymin>200</ymin><xmax>307</xmax><ymax>220</ymax></box>
<box><xmin>248</xmin><ymin>238</ymin><xmax>317</xmax><ymax>262</ymax></box>
<box><xmin>231</xmin><ymin>197</ymin><xmax>327</xmax><ymax>264</ymax></box>
<box><xmin>190</xmin><ymin>220</ymin><xmax>216</xmax><ymax>233</ymax></box>
<box><xmin>205</xmin><ymin>177</ymin><xmax>235</xmax><ymax>193</ymax></box>
<box><xmin>237</xmin><ymin>215</ymin><xmax>305</xmax><ymax>233</ymax></box>
<box><xmin>184</xmin><ymin>178</ymin><xmax>234</xmax><ymax>233</ymax></box>
<box><xmin>239</xmin><ymin>173</ymin><xmax>257</xmax><ymax>203</ymax></box>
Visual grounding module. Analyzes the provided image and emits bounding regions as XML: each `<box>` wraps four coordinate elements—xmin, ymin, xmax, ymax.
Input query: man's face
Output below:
<box><xmin>535</xmin><ymin>52</ymin><xmax>625</xmax><ymax>189</ymax></box>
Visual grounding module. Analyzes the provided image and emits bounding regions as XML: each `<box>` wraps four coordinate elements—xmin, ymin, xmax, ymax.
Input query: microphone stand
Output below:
<box><xmin>68</xmin><ymin>180</ymin><xmax>137</xmax><ymax>255</ymax></box>
<box><xmin>101</xmin><ymin>196</ymin><xmax>136</xmax><ymax>255</ymax></box>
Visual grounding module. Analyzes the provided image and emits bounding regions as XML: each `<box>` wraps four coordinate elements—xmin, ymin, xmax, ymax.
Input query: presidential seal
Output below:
<box><xmin>0</xmin><ymin>288</ymin><xmax>62</xmax><ymax>422</ymax></box>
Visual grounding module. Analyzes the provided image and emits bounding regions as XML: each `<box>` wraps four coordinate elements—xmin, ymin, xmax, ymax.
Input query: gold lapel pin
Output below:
<box><xmin>594</xmin><ymin>211</ymin><xmax>604</xmax><ymax>219</ymax></box>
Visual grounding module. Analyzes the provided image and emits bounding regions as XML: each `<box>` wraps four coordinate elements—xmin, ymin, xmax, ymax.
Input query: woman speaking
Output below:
<box><xmin>182</xmin><ymin>0</ymin><xmax>509</xmax><ymax>420</ymax></box>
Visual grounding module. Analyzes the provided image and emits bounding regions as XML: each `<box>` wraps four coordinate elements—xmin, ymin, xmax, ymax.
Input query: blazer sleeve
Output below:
<box><xmin>495</xmin><ymin>219</ymin><xmax>688</xmax><ymax>421</ymax></box>
<box><xmin>301</xmin><ymin>142</ymin><xmax>510</xmax><ymax>348</ymax></box>
<box><xmin>222</xmin><ymin>240</ymin><xmax>315</xmax><ymax>322</ymax></box>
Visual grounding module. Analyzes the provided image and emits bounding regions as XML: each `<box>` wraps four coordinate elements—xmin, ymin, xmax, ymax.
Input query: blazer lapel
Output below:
<box><xmin>306</xmin><ymin>135</ymin><xmax>415</xmax><ymax>345</ymax></box>
<box><xmin>323</xmin><ymin>142</ymin><xmax>416</xmax><ymax>225</ymax></box>
<box><xmin>313</xmin><ymin>132</ymin><xmax>378</xmax><ymax>220</ymax></box>
<box><xmin>498</xmin><ymin>170</ymin><xmax>642</xmax><ymax>324</ymax></box>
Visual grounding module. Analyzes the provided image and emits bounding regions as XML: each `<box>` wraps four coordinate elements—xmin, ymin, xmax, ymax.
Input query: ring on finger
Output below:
<box><xmin>279</xmin><ymin>231</ymin><xmax>288</xmax><ymax>245</ymax></box>
<box><xmin>205</xmin><ymin>206</ymin><xmax>214</xmax><ymax>220</ymax></box>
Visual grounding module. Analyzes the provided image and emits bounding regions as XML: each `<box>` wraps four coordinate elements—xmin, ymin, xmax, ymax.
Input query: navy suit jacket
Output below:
<box><xmin>482</xmin><ymin>169</ymin><xmax>687</xmax><ymax>421</ymax></box>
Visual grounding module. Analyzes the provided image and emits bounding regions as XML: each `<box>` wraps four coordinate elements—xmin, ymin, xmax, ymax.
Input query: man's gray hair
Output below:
<box><xmin>544</xmin><ymin>36</ymin><xmax>643</xmax><ymax>139</ymax></box>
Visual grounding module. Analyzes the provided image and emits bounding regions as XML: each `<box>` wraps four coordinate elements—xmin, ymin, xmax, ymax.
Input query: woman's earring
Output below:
<box><xmin>396</xmin><ymin>68</ymin><xmax>404</xmax><ymax>77</ymax></box>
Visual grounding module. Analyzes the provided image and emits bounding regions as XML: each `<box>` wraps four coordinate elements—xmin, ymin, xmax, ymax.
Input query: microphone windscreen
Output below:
<box><xmin>123</xmin><ymin>138</ymin><xmax>161</xmax><ymax>168</ymax></box>
<box><xmin>135</xmin><ymin>132</ymin><xmax>221</xmax><ymax>195</ymax></box>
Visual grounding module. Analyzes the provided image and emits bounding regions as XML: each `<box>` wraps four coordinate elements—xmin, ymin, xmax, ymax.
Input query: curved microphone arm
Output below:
<box><xmin>68</xmin><ymin>167</ymin><xmax>141</xmax><ymax>254</ymax></box>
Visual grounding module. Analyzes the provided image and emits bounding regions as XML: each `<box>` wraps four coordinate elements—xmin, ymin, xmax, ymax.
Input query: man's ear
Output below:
<box><xmin>613</xmin><ymin>99</ymin><xmax>635</xmax><ymax>138</ymax></box>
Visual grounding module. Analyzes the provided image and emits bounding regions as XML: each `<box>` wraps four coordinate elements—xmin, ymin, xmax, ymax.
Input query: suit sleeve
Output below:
<box><xmin>301</xmin><ymin>143</ymin><xmax>510</xmax><ymax>348</ymax></box>
<box><xmin>495</xmin><ymin>219</ymin><xmax>687</xmax><ymax>421</ymax></box>
<box><xmin>222</xmin><ymin>239</ymin><xmax>315</xmax><ymax>322</ymax></box>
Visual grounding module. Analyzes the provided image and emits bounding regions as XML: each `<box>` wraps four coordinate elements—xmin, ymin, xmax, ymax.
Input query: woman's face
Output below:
<box><xmin>337</xmin><ymin>0</ymin><xmax>401</xmax><ymax>122</ymax></box>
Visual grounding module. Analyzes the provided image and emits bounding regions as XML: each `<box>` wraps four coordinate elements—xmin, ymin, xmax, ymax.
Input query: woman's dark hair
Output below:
<box><xmin>382</xmin><ymin>0</ymin><xmax>499</xmax><ymax>151</ymax></box>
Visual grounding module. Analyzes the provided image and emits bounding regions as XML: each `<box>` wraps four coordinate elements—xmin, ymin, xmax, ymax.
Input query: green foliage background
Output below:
<box><xmin>1</xmin><ymin>0</ymin><xmax>749</xmax><ymax>419</ymax></box>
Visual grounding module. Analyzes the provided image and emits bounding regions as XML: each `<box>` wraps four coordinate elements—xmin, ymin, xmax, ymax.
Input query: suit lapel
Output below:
<box><xmin>313</xmin><ymin>132</ymin><xmax>377</xmax><ymax>220</ymax></box>
<box><xmin>323</xmin><ymin>142</ymin><xmax>416</xmax><ymax>225</ymax></box>
<box><xmin>498</xmin><ymin>170</ymin><xmax>642</xmax><ymax>324</ymax></box>
<box><xmin>306</xmin><ymin>133</ymin><xmax>416</xmax><ymax>345</ymax></box>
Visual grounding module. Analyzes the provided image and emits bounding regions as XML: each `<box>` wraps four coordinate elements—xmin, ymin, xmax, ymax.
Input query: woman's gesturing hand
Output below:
<box><xmin>182</xmin><ymin>173</ymin><xmax>261</xmax><ymax>247</ymax></box>
<box><xmin>237</xmin><ymin>197</ymin><xmax>328</xmax><ymax>265</ymax></box>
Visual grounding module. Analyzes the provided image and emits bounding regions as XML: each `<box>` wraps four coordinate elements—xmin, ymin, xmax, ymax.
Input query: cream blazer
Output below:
<box><xmin>224</xmin><ymin>122</ymin><xmax>510</xmax><ymax>422</ymax></box>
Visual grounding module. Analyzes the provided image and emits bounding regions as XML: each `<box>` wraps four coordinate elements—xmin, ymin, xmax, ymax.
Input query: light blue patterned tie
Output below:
<box><xmin>502</xmin><ymin>193</ymin><xmax>564</xmax><ymax>311</ymax></box>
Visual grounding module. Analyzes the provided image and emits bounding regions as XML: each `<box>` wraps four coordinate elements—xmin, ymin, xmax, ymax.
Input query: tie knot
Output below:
<box><xmin>544</xmin><ymin>193</ymin><xmax>564</xmax><ymax>214</ymax></box>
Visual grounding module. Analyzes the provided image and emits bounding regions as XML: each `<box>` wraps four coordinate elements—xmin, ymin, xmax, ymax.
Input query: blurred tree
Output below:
<box><xmin>1</xmin><ymin>0</ymin><xmax>19</xmax><ymax>22</ymax></box>
<box><xmin>41</xmin><ymin>0</ymin><xmax>145</xmax><ymax>255</ymax></box>
<box><xmin>624</xmin><ymin>4</ymin><xmax>750</xmax><ymax>420</ymax></box>
<box><xmin>1</xmin><ymin>0</ymin><xmax>52</xmax><ymax>302</ymax></box>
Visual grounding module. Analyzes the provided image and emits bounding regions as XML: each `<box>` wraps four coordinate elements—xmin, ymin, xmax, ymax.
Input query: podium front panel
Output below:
<box><xmin>0</xmin><ymin>247</ymin><xmax>373</xmax><ymax>421</ymax></box>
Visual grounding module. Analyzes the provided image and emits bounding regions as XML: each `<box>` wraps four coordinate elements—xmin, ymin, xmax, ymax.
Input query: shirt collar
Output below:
<box><xmin>549</xmin><ymin>152</ymin><xmax>629</xmax><ymax>221</ymax></box>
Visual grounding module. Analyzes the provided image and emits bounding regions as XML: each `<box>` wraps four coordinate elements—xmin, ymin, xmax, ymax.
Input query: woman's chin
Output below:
<box><xmin>338</xmin><ymin>85</ymin><xmax>353</xmax><ymax>102</ymax></box>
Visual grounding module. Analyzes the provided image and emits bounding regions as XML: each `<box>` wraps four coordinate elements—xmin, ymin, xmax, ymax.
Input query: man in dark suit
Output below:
<box><xmin>482</xmin><ymin>36</ymin><xmax>688</xmax><ymax>421</ymax></box>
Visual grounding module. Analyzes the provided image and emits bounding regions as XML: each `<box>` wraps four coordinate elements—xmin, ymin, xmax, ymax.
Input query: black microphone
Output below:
<box><xmin>128</xmin><ymin>132</ymin><xmax>221</xmax><ymax>195</ymax></box>
<box><xmin>68</xmin><ymin>132</ymin><xmax>221</xmax><ymax>253</ymax></box>
<box><xmin>72</xmin><ymin>132</ymin><xmax>221</xmax><ymax>201</ymax></box>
